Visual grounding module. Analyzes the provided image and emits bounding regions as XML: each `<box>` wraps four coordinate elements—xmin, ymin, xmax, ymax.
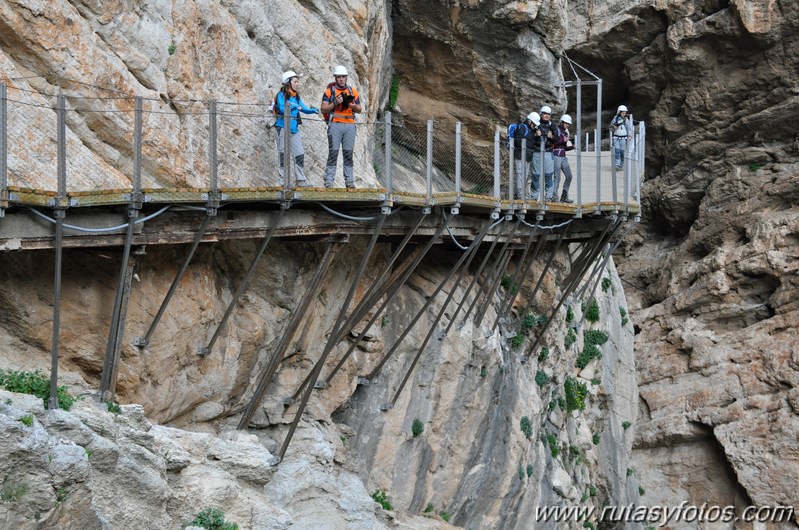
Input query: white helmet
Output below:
<box><xmin>617</xmin><ymin>104</ymin><xmax>628</xmax><ymax>113</ymax></box>
<box><xmin>333</xmin><ymin>65</ymin><xmax>349</xmax><ymax>77</ymax></box>
<box><xmin>527</xmin><ymin>112</ymin><xmax>540</xmax><ymax>126</ymax></box>
<box><xmin>540</xmin><ymin>105</ymin><xmax>552</xmax><ymax>114</ymax></box>
<box><xmin>281</xmin><ymin>70</ymin><xmax>298</xmax><ymax>84</ymax></box>
<box><xmin>560</xmin><ymin>114</ymin><xmax>572</xmax><ymax>125</ymax></box>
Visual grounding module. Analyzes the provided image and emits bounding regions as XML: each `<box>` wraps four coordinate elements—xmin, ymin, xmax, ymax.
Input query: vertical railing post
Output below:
<box><xmin>508</xmin><ymin>139</ymin><xmax>514</xmax><ymax>202</ymax></box>
<box><xmin>426</xmin><ymin>119</ymin><xmax>433</xmax><ymax>208</ymax></box>
<box><xmin>209</xmin><ymin>100</ymin><xmax>219</xmax><ymax>204</ymax></box>
<box><xmin>624</xmin><ymin>112</ymin><xmax>632</xmax><ymax>209</ymax></box>
<box><xmin>49</xmin><ymin>91</ymin><xmax>68</xmax><ymax>409</ymax></box>
<box><xmin>538</xmin><ymin>138</ymin><xmax>545</xmax><ymax>208</ymax></box>
<box><xmin>0</xmin><ymin>82</ymin><xmax>7</xmax><ymax>218</ymax></box>
<box><xmin>493</xmin><ymin>129</ymin><xmax>500</xmax><ymax>208</ymax></box>
<box><xmin>520</xmin><ymin>138</ymin><xmax>526</xmax><ymax>202</ymax></box>
<box><xmin>576</xmin><ymin>78</ymin><xmax>582</xmax><ymax>212</ymax></box>
<box><xmin>384</xmin><ymin>111</ymin><xmax>392</xmax><ymax>200</ymax></box>
<box><xmin>455</xmin><ymin>121</ymin><xmax>462</xmax><ymax>205</ymax></box>
<box><xmin>595</xmin><ymin>79</ymin><xmax>602</xmax><ymax>212</ymax></box>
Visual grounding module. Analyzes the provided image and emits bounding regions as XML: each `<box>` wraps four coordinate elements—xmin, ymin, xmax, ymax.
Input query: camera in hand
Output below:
<box><xmin>340</xmin><ymin>93</ymin><xmax>354</xmax><ymax>109</ymax></box>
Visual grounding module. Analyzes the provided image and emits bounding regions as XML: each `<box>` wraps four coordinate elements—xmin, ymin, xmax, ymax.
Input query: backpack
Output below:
<box><xmin>322</xmin><ymin>82</ymin><xmax>354</xmax><ymax>123</ymax></box>
<box><xmin>506</xmin><ymin>122</ymin><xmax>529</xmax><ymax>149</ymax></box>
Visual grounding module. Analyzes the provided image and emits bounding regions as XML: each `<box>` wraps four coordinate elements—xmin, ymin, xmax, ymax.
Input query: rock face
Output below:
<box><xmin>560</xmin><ymin>0</ymin><xmax>799</xmax><ymax>521</ymax></box>
<box><xmin>0</xmin><ymin>0</ymin><xmax>681</xmax><ymax>528</ymax></box>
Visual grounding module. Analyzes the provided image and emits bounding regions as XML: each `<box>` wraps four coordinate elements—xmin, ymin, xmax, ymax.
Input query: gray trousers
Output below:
<box><xmin>325</xmin><ymin>122</ymin><xmax>356</xmax><ymax>186</ymax></box>
<box><xmin>276</xmin><ymin>128</ymin><xmax>306</xmax><ymax>182</ymax></box>
<box><xmin>554</xmin><ymin>155</ymin><xmax>573</xmax><ymax>199</ymax></box>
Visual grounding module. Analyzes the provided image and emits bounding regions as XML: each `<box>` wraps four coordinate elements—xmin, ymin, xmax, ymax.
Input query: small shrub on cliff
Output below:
<box><xmin>372</xmin><ymin>490</ymin><xmax>393</xmax><ymax>511</ymax></box>
<box><xmin>620</xmin><ymin>306</ymin><xmax>629</xmax><ymax>326</ymax></box>
<box><xmin>545</xmin><ymin>433</ymin><xmax>559</xmax><ymax>457</ymax></box>
<box><xmin>526</xmin><ymin>464</ymin><xmax>533</xmax><ymax>477</ymax></box>
<box><xmin>518</xmin><ymin>465</ymin><xmax>524</xmax><ymax>480</ymax></box>
<box><xmin>185</xmin><ymin>507</ymin><xmax>238</xmax><ymax>530</ymax></box>
<box><xmin>601</xmin><ymin>277</ymin><xmax>612</xmax><ymax>292</ymax></box>
<box><xmin>439</xmin><ymin>511</ymin><xmax>452</xmax><ymax>522</ymax></box>
<box><xmin>592</xmin><ymin>433</ymin><xmax>601</xmax><ymax>445</ymax></box>
<box><xmin>0</xmin><ymin>369</ymin><xmax>75</xmax><ymax>411</ymax></box>
<box><xmin>565</xmin><ymin>328</ymin><xmax>577</xmax><ymax>348</ymax></box>
<box><xmin>585</xmin><ymin>299</ymin><xmax>600</xmax><ymax>323</ymax></box>
<box><xmin>510</xmin><ymin>333</ymin><xmax>525</xmax><ymax>350</ymax></box>
<box><xmin>412</xmin><ymin>418</ymin><xmax>424</xmax><ymax>438</ymax></box>
<box><xmin>424</xmin><ymin>503</ymin><xmax>434</xmax><ymax>513</ymax></box>
<box><xmin>19</xmin><ymin>414</ymin><xmax>33</xmax><ymax>427</ymax></box>
<box><xmin>566</xmin><ymin>305</ymin><xmax>574</xmax><ymax>323</ymax></box>
<box><xmin>519</xmin><ymin>416</ymin><xmax>533</xmax><ymax>439</ymax></box>
<box><xmin>564</xmin><ymin>377</ymin><xmax>589</xmax><ymax>412</ymax></box>
<box><xmin>106</xmin><ymin>401</ymin><xmax>121</xmax><ymax>415</ymax></box>
<box><xmin>520</xmin><ymin>313</ymin><xmax>537</xmax><ymax>333</ymax></box>
<box><xmin>500</xmin><ymin>274</ymin><xmax>518</xmax><ymax>293</ymax></box>
<box><xmin>387</xmin><ymin>75</ymin><xmax>401</xmax><ymax>111</ymax></box>
<box><xmin>0</xmin><ymin>477</ymin><xmax>29</xmax><ymax>503</ymax></box>
<box><xmin>535</xmin><ymin>370</ymin><xmax>549</xmax><ymax>387</ymax></box>
<box><xmin>622</xmin><ymin>420</ymin><xmax>632</xmax><ymax>430</ymax></box>
<box><xmin>537</xmin><ymin>346</ymin><xmax>549</xmax><ymax>363</ymax></box>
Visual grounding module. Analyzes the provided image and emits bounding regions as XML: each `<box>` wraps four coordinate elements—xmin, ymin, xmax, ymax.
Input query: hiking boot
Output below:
<box><xmin>324</xmin><ymin>181</ymin><xmax>334</xmax><ymax>189</ymax></box>
<box><xmin>345</xmin><ymin>182</ymin><xmax>355</xmax><ymax>189</ymax></box>
<box><xmin>561</xmin><ymin>196</ymin><xmax>574</xmax><ymax>203</ymax></box>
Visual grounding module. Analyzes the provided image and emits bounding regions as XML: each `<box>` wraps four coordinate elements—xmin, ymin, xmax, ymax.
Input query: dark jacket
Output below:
<box><xmin>533</xmin><ymin>121</ymin><xmax>558</xmax><ymax>152</ymax></box>
<box><xmin>553</xmin><ymin>126</ymin><xmax>574</xmax><ymax>157</ymax></box>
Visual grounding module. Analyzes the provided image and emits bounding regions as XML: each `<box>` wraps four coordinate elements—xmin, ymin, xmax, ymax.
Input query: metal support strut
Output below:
<box><xmin>200</xmin><ymin>208</ymin><xmax>286</xmax><ymax>356</ymax></box>
<box><xmin>99</xmin><ymin>96</ymin><xmax>144</xmax><ymax>402</ymax></box>
<box><xmin>290</xmin><ymin>214</ymin><xmax>430</xmax><ymax>400</ymax></box>
<box><xmin>278</xmin><ymin>214</ymin><xmax>387</xmax><ymax>460</ymax></box>
<box><xmin>237</xmin><ymin>241</ymin><xmax>341</xmax><ymax>429</ymax></box>
<box><xmin>383</xmin><ymin>218</ymin><xmax>493</xmax><ymax>409</ymax></box>
<box><xmin>48</xmin><ymin>91</ymin><xmax>67</xmax><ymax>410</ymax></box>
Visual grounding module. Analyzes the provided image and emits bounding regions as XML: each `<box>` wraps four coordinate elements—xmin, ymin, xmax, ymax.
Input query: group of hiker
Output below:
<box><xmin>273</xmin><ymin>65</ymin><xmax>361</xmax><ymax>189</ymax></box>
<box><xmin>508</xmin><ymin>103</ymin><xmax>632</xmax><ymax>203</ymax></box>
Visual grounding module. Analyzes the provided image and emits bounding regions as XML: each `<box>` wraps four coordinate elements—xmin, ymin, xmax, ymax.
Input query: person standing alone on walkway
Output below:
<box><xmin>274</xmin><ymin>70</ymin><xmax>319</xmax><ymax>187</ymax></box>
<box><xmin>320</xmin><ymin>65</ymin><xmax>362</xmax><ymax>188</ymax></box>
<box><xmin>553</xmin><ymin>114</ymin><xmax>575</xmax><ymax>203</ymax></box>
<box><xmin>610</xmin><ymin>105</ymin><xmax>631</xmax><ymax>170</ymax></box>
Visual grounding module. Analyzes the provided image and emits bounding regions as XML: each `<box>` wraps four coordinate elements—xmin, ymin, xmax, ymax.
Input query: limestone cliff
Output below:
<box><xmin>563</xmin><ymin>0</ymin><xmax>799</xmax><ymax>522</ymax></box>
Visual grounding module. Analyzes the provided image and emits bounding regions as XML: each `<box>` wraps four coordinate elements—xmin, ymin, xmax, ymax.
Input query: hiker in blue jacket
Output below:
<box><xmin>274</xmin><ymin>70</ymin><xmax>319</xmax><ymax>187</ymax></box>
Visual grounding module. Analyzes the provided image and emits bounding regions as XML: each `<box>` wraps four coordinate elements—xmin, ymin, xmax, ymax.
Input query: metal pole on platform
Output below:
<box><xmin>0</xmin><ymin>83</ymin><xmax>7</xmax><ymax>218</ymax></box>
<box><xmin>426</xmin><ymin>119</ymin><xmax>433</xmax><ymax>207</ymax></box>
<box><xmin>595</xmin><ymin>80</ymin><xmax>602</xmax><ymax>211</ymax></box>
<box><xmin>508</xmin><ymin>141</ymin><xmax>515</xmax><ymax>202</ymax></box>
<box><xmin>520</xmin><ymin>138</ymin><xmax>527</xmax><ymax>202</ymax></box>
<box><xmin>493</xmin><ymin>130</ymin><xmax>501</xmax><ymax>205</ymax></box>
<box><xmin>283</xmin><ymin>102</ymin><xmax>292</xmax><ymax>194</ymax></box>
<box><xmin>49</xmin><ymin>91</ymin><xmax>67</xmax><ymax>410</ymax></box>
<box><xmin>576</xmin><ymin>78</ymin><xmax>582</xmax><ymax>210</ymax></box>
<box><xmin>455</xmin><ymin>122</ymin><xmax>462</xmax><ymax>203</ymax></box>
<box><xmin>384</xmin><ymin>111</ymin><xmax>392</xmax><ymax>198</ymax></box>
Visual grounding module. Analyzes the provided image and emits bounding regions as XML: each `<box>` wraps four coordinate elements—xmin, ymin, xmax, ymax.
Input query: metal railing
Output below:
<box><xmin>0</xmin><ymin>82</ymin><xmax>643</xmax><ymax>214</ymax></box>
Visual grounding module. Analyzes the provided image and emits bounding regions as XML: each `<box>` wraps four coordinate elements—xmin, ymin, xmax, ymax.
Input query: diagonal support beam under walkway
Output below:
<box><xmin>237</xmin><ymin>240</ymin><xmax>342</xmax><ymax>429</ymax></box>
<box><xmin>383</xmin><ymin>218</ymin><xmax>493</xmax><ymax>409</ymax></box>
<box><xmin>492</xmin><ymin>223</ymin><xmax>541</xmax><ymax>332</ymax></box>
<box><xmin>288</xmin><ymin>215</ymin><xmax>433</xmax><ymax>402</ymax></box>
<box><xmin>278</xmin><ymin>214</ymin><xmax>387</xmax><ymax>460</ymax></box>
<box><xmin>524</xmin><ymin>217</ymin><xmax>623</xmax><ymax>358</ymax></box>
<box><xmin>518</xmin><ymin>227</ymin><xmax>569</xmax><ymax>328</ymax></box>
<box><xmin>474</xmin><ymin>219</ymin><xmax>521</xmax><ymax>328</ymax></box>
<box><xmin>446</xmin><ymin>218</ymin><xmax>510</xmax><ymax>333</ymax></box>
<box><xmin>200</xmin><ymin>209</ymin><xmax>286</xmax><ymax>356</ymax></box>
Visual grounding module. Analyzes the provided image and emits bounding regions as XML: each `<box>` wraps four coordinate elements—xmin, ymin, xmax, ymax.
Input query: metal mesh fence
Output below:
<box><xmin>140</xmin><ymin>98</ymin><xmax>210</xmax><ymax>190</ymax></box>
<box><xmin>6</xmin><ymin>89</ymin><xmax>58</xmax><ymax>191</ymax></box>
<box><xmin>67</xmin><ymin>96</ymin><xmax>134</xmax><ymax>192</ymax></box>
<box><xmin>0</xmin><ymin>84</ymin><xmax>643</xmax><ymax>207</ymax></box>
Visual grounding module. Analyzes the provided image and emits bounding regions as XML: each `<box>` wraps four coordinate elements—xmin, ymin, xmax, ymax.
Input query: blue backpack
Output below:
<box><xmin>506</xmin><ymin>122</ymin><xmax>529</xmax><ymax>149</ymax></box>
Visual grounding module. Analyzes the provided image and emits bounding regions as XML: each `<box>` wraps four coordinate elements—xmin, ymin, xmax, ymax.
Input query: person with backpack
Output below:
<box><xmin>610</xmin><ymin>104</ymin><xmax>632</xmax><ymax>170</ymax></box>
<box><xmin>508</xmin><ymin>112</ymin><xmax>538</xmax><ymax>199</ymax></box>
<box><xmin>274</xmin><ymin>70</ymin><xmax>319</xmax><ymax>187</ymax></box>
<box><xmin>553</xmin><ymin>114</ymin><xmax>575</xmax><ymax>203</ymax></box>
<box><xmin>531</xmin><ymin>105</ymin><xmax>558</xmax><ymax>201</ymax></box>
<box><xmin>320</xmin><ymin>65</ymin><xmax>362</xmax><ymax>188</ymax></box>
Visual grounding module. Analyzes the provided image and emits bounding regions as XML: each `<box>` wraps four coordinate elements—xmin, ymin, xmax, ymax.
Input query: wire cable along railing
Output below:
<box><xmin>0</xmin><ymin>81</ymin><xmax>643</xmax><ymax>216</ymax></box>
